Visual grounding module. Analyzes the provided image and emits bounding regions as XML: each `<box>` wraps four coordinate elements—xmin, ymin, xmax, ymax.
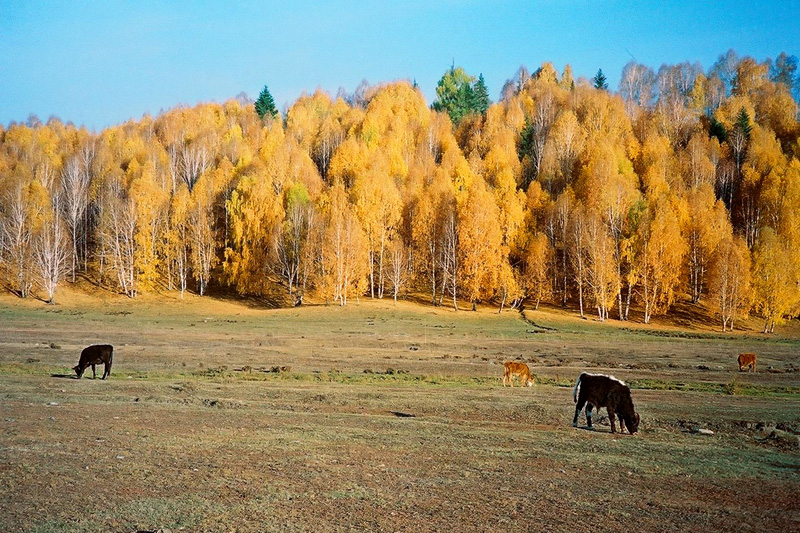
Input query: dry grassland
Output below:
<box><xmin>0</xmin><ymin>288</ymin><xmax>798</xmax><ymax>532</ymax></box>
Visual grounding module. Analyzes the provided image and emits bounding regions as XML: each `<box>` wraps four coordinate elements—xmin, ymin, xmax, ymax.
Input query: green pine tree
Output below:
<box><xmin>432</xmin><ymin>65</ymin><xmax>476</xmax><ymax>124</ymax></box>
<box><xmin>255</xmin><ymin>85</ymin><xmax>278</xmax><ymax>119</ymax></box>
<box><xmin>709</xmin><ymin>117</ymin><xmax>728</xmax><ymax>143</ymax></box>
<box><xmin>472</xmin><ymin>74</ymin><xmax>490</xmax><ymax>114</ymax></box>
<box><xmin>734</xmin><ymin>106</ymin><xmax>753</xmax><ymax>139</ymax></box>
<box><xmin>593</xmin><ymin>69</ymin><xmax>608</xmax><ymax>90</ymax></box>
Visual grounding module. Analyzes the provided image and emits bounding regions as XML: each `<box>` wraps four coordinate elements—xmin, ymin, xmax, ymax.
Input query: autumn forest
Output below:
<box><xmin>1</xmin><ymin>51</ymin><xmax>799</xmax><ymax>333</ymax></box>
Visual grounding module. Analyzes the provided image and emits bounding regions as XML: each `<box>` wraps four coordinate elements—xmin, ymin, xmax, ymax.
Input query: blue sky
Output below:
<box><xmin>1</xmin><ymin>1</ymin><xmax>797</xmax><ymax>131</ymax></box>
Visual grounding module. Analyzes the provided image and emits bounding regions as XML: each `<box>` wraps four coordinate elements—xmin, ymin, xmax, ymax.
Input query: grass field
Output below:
<box><xmin>0</xmin><ymin>288</ymin><xmax>798</xmax><ymax>532</ymax></box>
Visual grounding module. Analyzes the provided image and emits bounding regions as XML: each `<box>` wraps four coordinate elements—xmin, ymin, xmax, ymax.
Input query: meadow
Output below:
<box><xmin>0</xmin><ymin>289</ymin><xmax>798</xmax><ymax>532</ymax></box>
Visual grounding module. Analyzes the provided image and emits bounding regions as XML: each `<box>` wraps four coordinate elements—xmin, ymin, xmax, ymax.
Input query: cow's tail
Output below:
<box><xmin>572</xmin><ymin>372</ymin><xmax>585</xmax><ymax>403</ymax></box>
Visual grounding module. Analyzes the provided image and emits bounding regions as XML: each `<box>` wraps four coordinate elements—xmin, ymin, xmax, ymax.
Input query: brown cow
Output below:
<box><xmin>572</xmin><ymin>372</ymin><xmax>639</xmax><ymax>434</ymax></box>
<box><xmin>503</xmin><ymin>361</ymin><xmax>535</xmax><ymax>387</ymax></box>
<box><xmin>73</xmin><ymin>344</ymin><xmax>113</xmax><ymax>379</ymax></box>
<box><xmin>737</xmin><ymin>352</ymin><xmax>757</xmax><ymax>372</ymax></box>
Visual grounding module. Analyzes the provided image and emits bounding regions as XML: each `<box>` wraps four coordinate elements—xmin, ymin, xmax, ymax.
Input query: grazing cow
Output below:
<box><xmin>572</xmin><ymin>372</ymin><xmax>639</xmax><ymax>434</ymax></box>
<box><xmin>73</xmin><ymin>344</ymin><xmax>113</xmax><ymax>379</ymax></box>
<box><xmin>503</xmin><ymin>361</ymin><xmax>535</xmax><ymax>387</ymax></box>
<box><xmin>737</xmin><ymin>352</ymin><xmax>757</xmax><ymax>373</ymax></box>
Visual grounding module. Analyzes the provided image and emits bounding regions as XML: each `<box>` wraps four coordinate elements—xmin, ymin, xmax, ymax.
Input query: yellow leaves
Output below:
<box><xmin>577</xmin><ymin>138</ymin><xmax>639</xmax><ymax>215</ymax></box>
<box><xmin>493</xmin><ymin>177</ymin><xmax>525</xmax><ymax>247</ymax></box>
<box><xmin>328</xmin><ymin>137</ymin><xmax>369</xmax><ymax>187</ymax></box>
<box><xmin>536</xmin><ymin>62</ymin><xmax>559</xmax><ymax>86</ymax></box>
<box><xmin>732</xmin><ymin>57</ymin><xmax>769</xmax><ymax>99</ymax></box>
<box><xmin>483</xmin><ymin>104</ymin><xmax>518</xmax><ymax>152</ymax></box>
<box><xmin>524</xmin><ymin>180</ymin><xmax>549</xmax><ymax>225</ymax></box>
<box><xmin>496</xmin><ymin>256</ymin><xmax>523</xmax><ymax>309</ymax></box>
<box><xmin>170</xmin><ymin>184</ymin><xmax>191</xmax><ymax>226</ymax></box>
<box><xmin>23</xmin><ymin>179</ymin><xmax>51</xmax><ymax>233</ymax></box>
<box><xmin>746</xmin><ymin>125</ymin><xmax>786</xmax><ymax>177</ymax></box>
<box><xmin>684</xmin><ymin>184</ymin><xmax>732</xmax><ymax>303</ymax></box>
<box><xmin>551</xmin><ymin>110</ymin><xmax>584</xmax><ymax>160</ymax></box>
<box><xmin>751</xmin><ymin>227</ymin><xmax>800</xmax><ymax>330</ymax></box>
<box><xmin>522</xmin><ymin>231</ymin><xmax>553</xmax><ymax>306</ymax></box>
<box><xmin>754</xmin><ymin>83</ymin><xmax>800</xmax><ymax>144</ymax></box>
<box><xmin>224</xmin><ymin>167</ymin><xmax>284</xmax><ymax>295</ymax></box>
<box><xmin>2</xmin><ymin>123</ymin><xmax>64</xmax><ymax>192</ymax></box>
<box><xmin>385</xmin><ymin>136</ymin><xmax>409</xmax><ymax>178</ymax></box>
<box><xmin>223</xmin><ymin>123</ymin><xmax>252</xmax><ymax>166</ymax></box>
<box><xmin>639</xmin><ymin>133</ymin><xmax>677</xmax><ymax>196</ymax></box>
<box><xmin>287</xmin><ymin>91</ymin><xmax>331</xmax><ymax>151</ymax></box>
<box><xmin>258</xmin><ymin>119</ymin><xmax>287</xmax><ymax>162</ymax></box>
<box><xmin>1</xmin><ymin>60</ymin><xmax>798</xmax><ymax>320</ymax></box>
<box><xmin>3</xmin><ymin>123</ymin><xmax>34</xmax><ymax>152</ymax></box>
<box><xmin>483</xmin><ymin>135</ymin><xmax>521</xmax><ymax>188</ymax></box>
<box><xmin>682</xmin><ymin>132</ymin><xmax>717</xmax><ymax>189</ymax></box>
<box><xmin>321</xmin><ymin>181</ymin><xmax>368</xmax><ymax>305</ymax></box>
<box><xmin>126</xmin><ymin>158</ymin><xmax>168</xmax><ymax>291</ymax></box>
<box><xmin>351</xmin><ymin>156</ymin><xmax>402</xmax><ymax>297</ymax></box>
<box><xmin>576</xmin><ymin>85</ymin><xmax>633</xmax><ymax>146</ymax></box>
<box><xmin>709</xmin><ymin>235</ymin><xmax>751</xmax><ymax>330</ymax></box>
<box><xmin>353</xmin><ymin>82</ymin><xmax>430</xmax><ymax>165</ymax></box>
<box><xmin>363</xmin><ymin>81</ymin><xmax>431</xmax><ymax>140</ymax></box>
<box><xmin>458</xmin><ymin>177</ymin><xmax>502</xmax><ymax>304</ymax></box>
<box><xmin>129</xmin><ymin>159</ymin><xmax>167</xmax><ymax>216</ymax></box>
<box><xmin>775</xmin><ymin>159</ymin><xmax>800</xmax><ymax>240</ymax></box>
<box><xmin>635</xmin><ymin>197</ymin><xmax>687</xmax><ymax>322</ymax></box>
<box><xmin>451</xmin><ymin>157</ymin><xmax>476</xmax><ymax>203</ymax></box>
<box><xmin>713</xmin><ymin>95</ymin><xmax>755</xmax><ymax>132</ymax></box>
<box><xmin>689</xmin><ymin>73</ymin><xmax>707</xmax><ymax>114</ymax></box>
<box><xmin>502</xmin><ymin>97</ymin><xmax>527</xmax><ymax>133</ymax></box>
<box><xmin>286</xmin><ymin>90</ymin><xmax>348</xmax><ymax>181</ymax></box>
<box><xmin>330</xmin><ymin>81</ymin><xmax>433</xmax><ymax>183</ymax></box>
<box><xmin>582</xmin><ymin>208</ymin><xmax>618</xmax><ymax>320</ymax></box>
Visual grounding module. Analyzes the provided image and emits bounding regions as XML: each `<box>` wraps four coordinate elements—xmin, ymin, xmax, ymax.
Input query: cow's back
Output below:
<box><xmin>505</xmin><ymin>361</ymin><xmax>528</xmax><ymax>374</ymax></box>
<box><xmin>578</xmin><ymin>373</ymin><xmax>627</xmax><ymax>407</ymax></box>
<box><xmin>80</xmin><ymin>344</ymin><xmax>113</xmax><ymax>364</ymax></box>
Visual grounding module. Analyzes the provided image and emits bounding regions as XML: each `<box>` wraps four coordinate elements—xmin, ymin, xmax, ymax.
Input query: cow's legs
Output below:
<box><xmin>608</xmin><ymin>407</ymin><xmax>616</xmax><ymax>433</ymax></box>
<box><xmin>102</xmin><ymin>363</ymin><xmax>110</xmax><ymax>379</ymax></box>
<box><xmin>91</xmin><ymin>364</ymin><xmax>97</xmax><ymax>379</ymax></box>
<box><xmin>573</xmin><ymin>398</ymin><xmax>587</xmax><ymax>427</ymax></box>
<box><xmin>585</xmin><ymin>403</ymin><xmax>594</xmax><ymax>429</ymax></box>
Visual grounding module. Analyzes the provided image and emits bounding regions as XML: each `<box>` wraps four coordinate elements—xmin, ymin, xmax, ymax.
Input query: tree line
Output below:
<box><xmin>1</xmin><ymin>50</ymin><xmax>799</xmax><ymax>332</ymax></box>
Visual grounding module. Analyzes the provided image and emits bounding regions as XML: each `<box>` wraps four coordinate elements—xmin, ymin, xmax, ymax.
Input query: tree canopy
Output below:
<box><xmin>1</xmin><ymin>51</ymin><xmax>799</xmax><ymax>331</ymax></box>
<box><xmin>255</xmin><ymin>85</ymin><xmax>279</xmax><ymax>119</ymax></box>
<box><xmin>593</xmin><ymin>69</ymin><xmax>608</xmax><ymax>90</ymax></box>
<box><xmin>432</xmin><ymin>65</ymin><xmax>490</xmax><ymax>124</ymax></box>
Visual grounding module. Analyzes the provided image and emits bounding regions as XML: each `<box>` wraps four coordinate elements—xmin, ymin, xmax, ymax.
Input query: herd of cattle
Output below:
<box><xmin>71</xmin><ymin>344</ymin><xmax>759</xmax><ymax>436</ymax></box>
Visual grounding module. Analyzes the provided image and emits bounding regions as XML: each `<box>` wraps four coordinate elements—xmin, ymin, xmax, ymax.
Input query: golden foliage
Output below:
<box><xmin>0</xmin><ymin>58</ymin><xmax>798</xmax><ymax>328</ymax></box>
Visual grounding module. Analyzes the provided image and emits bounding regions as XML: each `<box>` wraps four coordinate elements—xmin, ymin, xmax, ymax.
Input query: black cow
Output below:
<box><xmin>73</xmin><ymin>344</ymin><xmax>113</xmax><ymax>379</ymax></box>
<box><xmin>572</xmin><ymin>372</ymin><xmax>639</xmax><ymax>434</ymax></box>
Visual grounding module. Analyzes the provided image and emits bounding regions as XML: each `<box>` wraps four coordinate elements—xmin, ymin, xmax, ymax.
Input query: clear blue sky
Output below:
<box><xmin>1</xmin><ymin>1</ymin><xmax>797</xmax><ymax>131</ymax></box>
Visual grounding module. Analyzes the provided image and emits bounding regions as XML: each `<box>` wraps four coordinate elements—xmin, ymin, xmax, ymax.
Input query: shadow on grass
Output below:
<box><xmin>574</xmin><ymin>425</ymin><xmax>636</xmax><ymax>436</ymax></box>
<box><xmin>204</xmin><ymin>284</ymin><xmax>292</xmax><ymax>310</ymax></box>
<box><xmin>389</xmin><ymin>410</ymin><xmax>416</xmax><ymax>418</ymax></box>
<box><xmin>50</xmin><ymin>373</ymin><xmax>76</xmax><ymax>379</ymax></box>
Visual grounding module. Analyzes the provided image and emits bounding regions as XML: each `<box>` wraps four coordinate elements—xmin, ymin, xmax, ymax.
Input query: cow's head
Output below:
<box><xmin>627</xmin><ymin>412</ymin><xmax>640</xmax><ymax>434</ymax></box>
<box><xmin>525</xmin><ymin>378</ymin><xmax>534</xmax><ymax>387</ymax></box>
<box><xmin>73</xmin><ymin>365</ymin><xmax>84</xmax><ymax>378</ymax></box>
